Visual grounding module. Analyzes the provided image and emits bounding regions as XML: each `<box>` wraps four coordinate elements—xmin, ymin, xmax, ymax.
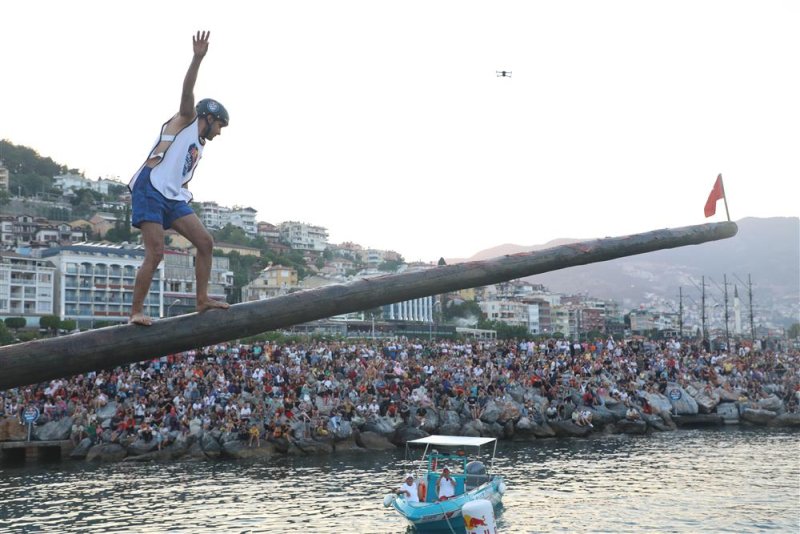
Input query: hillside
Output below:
<box><xmin>449</xmin><ymin>217</ymin><xmax>800</xmax><ymax>314</ymax></box>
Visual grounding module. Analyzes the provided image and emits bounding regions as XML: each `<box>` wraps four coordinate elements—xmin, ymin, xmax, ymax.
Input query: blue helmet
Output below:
<box><xmin>196</xmin><ymin>98</ymin><xmax>229</xmax><ymax>126</ymax></box>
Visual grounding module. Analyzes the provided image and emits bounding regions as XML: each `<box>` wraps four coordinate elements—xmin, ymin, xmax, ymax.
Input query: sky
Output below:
<box><xmin>1</xmin><ymin>1</ymin><xmax>798</xmax><ymax>263</ymax></box>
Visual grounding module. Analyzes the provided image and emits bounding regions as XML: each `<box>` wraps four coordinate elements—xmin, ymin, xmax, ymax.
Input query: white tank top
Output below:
<box><xmin>129</xmin><ymin>117</ymin><xmax>204</xmax><ymax>202</ymax></box>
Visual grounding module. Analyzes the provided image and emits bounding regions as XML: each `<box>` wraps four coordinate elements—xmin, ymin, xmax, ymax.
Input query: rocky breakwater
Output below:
<box><xmin>10</xmin><ymin>382</ymin><xmax>798</xmax><ymax>464</ymax></box>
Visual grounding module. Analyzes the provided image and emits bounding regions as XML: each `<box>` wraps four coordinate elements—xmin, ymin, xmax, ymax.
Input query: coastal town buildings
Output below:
<box><xmin>162</xmin><ymin>250</ymin><xmax>233</xmax><ymax>317</ymax></box>
<box><xmin>242</xmin><ymin>264</ymin><xmax>299</xmax><ymax>301</ymax></box>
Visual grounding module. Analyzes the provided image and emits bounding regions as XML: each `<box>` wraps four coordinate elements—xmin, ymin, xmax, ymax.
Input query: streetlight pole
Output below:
<box><xmin>166</xmin><ymin>298</ymin><xmax>181</xmax><ymax>318</ymax></box>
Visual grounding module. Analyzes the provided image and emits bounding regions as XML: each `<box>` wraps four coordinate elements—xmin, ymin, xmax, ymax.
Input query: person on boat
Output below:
<box><xmin>398</xmin><ymin>473</ymin><xmax>419</xmax><ymax>503</ymax></box>
<box><xmin>436</xmin><ymin>467</ymin><xmax>456</xmax><ymax>501</ymax></box>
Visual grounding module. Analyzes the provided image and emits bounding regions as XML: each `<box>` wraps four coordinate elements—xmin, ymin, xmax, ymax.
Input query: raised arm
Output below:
<box><xmin>178</xmin><ymin>31</ymin><xmax>210</xmax><ymax>120</ymax></box>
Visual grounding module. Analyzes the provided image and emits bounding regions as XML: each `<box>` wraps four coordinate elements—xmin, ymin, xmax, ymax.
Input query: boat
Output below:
<box><xmin>383</xmin><ymin>435</ymin><xmax>506</xmax><ymax>531</ymax></box>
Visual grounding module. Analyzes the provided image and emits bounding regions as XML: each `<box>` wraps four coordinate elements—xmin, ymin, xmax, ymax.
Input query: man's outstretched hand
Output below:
<box><xmin>193</xmin><ymin>31</ymin><xmax>210</xmax><ymax>58</ymax></box>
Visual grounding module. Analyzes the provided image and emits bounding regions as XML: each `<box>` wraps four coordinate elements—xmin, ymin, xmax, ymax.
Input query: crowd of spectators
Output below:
<box><xmin>2</xmin><ymin>336</ymin><xmax>798</xmax><ymax>448</ymax></box>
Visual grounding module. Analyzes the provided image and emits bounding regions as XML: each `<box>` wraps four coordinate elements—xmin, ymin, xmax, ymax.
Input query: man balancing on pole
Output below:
<box><xmin>128</xmin><ymin>31</ymin><xmax>230</xmax><ymax>325</ymax></box>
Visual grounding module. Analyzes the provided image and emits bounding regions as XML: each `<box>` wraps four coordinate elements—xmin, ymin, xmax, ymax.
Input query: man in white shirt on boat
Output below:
<box><xmin>436</xmin><ymin>467</ymin><xmax>456</xmax><ymax>501</ymax></box>
<box><xmin>398</xmin><ymin>473</ymin><xmax>419</xmax><ymax>503</ymax></box>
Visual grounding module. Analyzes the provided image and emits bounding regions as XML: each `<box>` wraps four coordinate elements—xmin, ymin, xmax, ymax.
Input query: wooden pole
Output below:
<box><xmin>0</xmin><ymin>221</ymin><xmax>738</xmax><ymax>390</ymax></box>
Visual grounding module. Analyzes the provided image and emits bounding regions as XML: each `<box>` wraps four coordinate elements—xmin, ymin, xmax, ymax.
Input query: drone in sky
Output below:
<box><xmin>496</xmin><ymin>70</ymin><xmax>512</xmax><ymax>78</ymax></box>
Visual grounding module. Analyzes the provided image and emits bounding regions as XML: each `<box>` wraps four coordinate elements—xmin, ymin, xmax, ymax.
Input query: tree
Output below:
<box><xmin>4</xmin><ymin>317</ymin><xmax>26</xmax><ymax>332</ymax></box>
<box><xmin>59</xmin><ymin>319</ymin><xmax>77</xmax><ymax>332</ymax></box>
<box><xmin>0</xmin><ymin>321</ymin><xmax>14</xmax><ymax>345</ymax></box>
<box><xmin>788</xmin><ymin>322</ymin><xmax>800</xmax><ymax>340</ymax></box>
<box><xmin>39</xmin><ymin>315</ymin><xmax>61</xmax><ymax>335</ymax></box>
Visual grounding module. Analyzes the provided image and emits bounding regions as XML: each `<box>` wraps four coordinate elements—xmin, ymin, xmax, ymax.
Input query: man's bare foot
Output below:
<box><xmin>129</xmin><ymin>313</ymin><xmax>153</xmax><ymax>326</ymax></box>
<box><xmin>197</xmin><ymin>299</ymin><xmax>231</xmax><ymax>313</ymax></box>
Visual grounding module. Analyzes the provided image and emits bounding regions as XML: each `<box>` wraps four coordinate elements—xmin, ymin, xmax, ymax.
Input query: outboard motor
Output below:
<box><xmin>465</xmin><ymin>460</ymin><xmax>491</xmax><ymax>490</ymax></box>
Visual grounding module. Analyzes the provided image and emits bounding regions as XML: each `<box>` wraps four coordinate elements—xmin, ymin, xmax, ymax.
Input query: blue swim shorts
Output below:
<box><xmin>131</xmin><ymin>167</ymin><xmax>194</xmax><ymax>230</ymax></box>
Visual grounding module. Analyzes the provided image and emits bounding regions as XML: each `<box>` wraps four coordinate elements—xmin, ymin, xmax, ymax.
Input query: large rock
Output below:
<box><xmin>513</xmin><ymin>416</ymin><xmax>537</xmax><ymax>441</ymax></box>
<box><xmin>200</xmin><ymin>431</ymin><xmax>223</xmax><ymax>459</ymax></box>
<box><xmin>293</xmin><ymin>438</ymin><xmax>333</xmax><ymax>455</ymax></box>
<box><xmin>741</xmin><ymin>408</ymin><xmax>777</xmax><ymax>426</ymax></box>
<box><xmin>687</xmin><ymin>383</ymin><xmax>720</xmax><ymax>414</ymax></box>
<box><xmin>716</xmin><ymin>403</ymin><xmax>740</xmax><ymax>424</ymax></box>
<box><xmin>497</xmin><ymin>403</ymin><xmax>521</xmax><ymax>424</ymax></box>
<box><xmin>617</xmin><ymin>419</ymin><xmax>648</xmax><ymax>435</ymax></box>
<box><xmin>770</xmin><ymin>412</ymin><xmax>800</xmax><ymax>427</ymax></box>
<box><xmin>440</xmin><ymin>410</ymin><xmax>461</xmax><ymax>428</ymax></box>
<box><xmin>482</xmin><ymin>422</ymin><xmax>504</xmax><ymax>439</ymax></box>
<box><xmin>33</xmin><ymin>417</ymin><xmax>73</xmax><ymax>441</ymax></box>
<box><xmin>223</xmin><ymin>440</ymin><xmax>278</xmax><ymax>459</ymax></box>
<box><xmin>362</xmin><ymin>417</ymin><xmax>396</xmax><ymax>437</ymax></box>
<box><xmin>531</xmin><ymin>421</ymin><xmax>557</xmax><ymax>438</ymax></box>
<box><xmin>420</xmin><ymin>410</ymin><xmax>440</xmax><ymax>433</ymax></box>
<box><xmin>332</xmin><ymin>437</ymin><xmax>362</xmax><ymax>452</ymax></box>
<box><xmin>586</xmin><ymin>406</ymin><xmax>617</xmax><ymax>427</ymax></box>
<box><xmin>393</xmin><ymin>425</ymin><xmax>428</xmax><ymax>446</ymax></box>
<box><xmin>86</xmin><ymin>443</ymin><xmax>127</xmax><ymax>462</ymax></box>
<box><xmin>127</xmin><ymin>438</ymin><xmax>158</xmax><ymax>456</ymax></box>
<box><xmin>643</xmin><ymin>414</ymin><xmax>673</xmax><ymax>432</ymax></box>
<box><xmin>549</xmin><ymin>420</ymin><xmax>592</xmax><ymax>438</ymax></box>
<box><xmin>479</xmin><ymin>401</ymin><xmax>501</xmax><ymax>425</ymax></box>
<box><xmin>642</xmin><ymin>393</ymin><xmax>673</xmax><ymax>415</ymax></box>
<box><xmin>459</xmin><ymin>421</ymin><xmax>482</xmax><ymax>437</ymax></box>
<box><xmin>667</xmin><ymin>385</ymin><xmax>699</xmax><ymax>415</ymax></box>
<box><xmin>94</xmin><ymin>402</ymin><xmax>118</xmax><ymax>422</ymax></box>
<box><xmin>69</xmin><ymin>437</ymin><xmax>94</xmax><ymax>459</ymax></box>
<box><xmin>0</xmin><ymin>417</ymin><xmax>27</xmax><ymax>441</ymax></box>
<box><xmin>356</xmin><ymin>430</ymin><xmax>396</xmax><ymax>450</ymax></box>
<box><xmin>333</xmin><ymin>421</ymin><xmax>354</xmax><ymax>441</ymax></box>
<box><xmin>757</xmin><ymin>395</ymin><xmax>784</xmax><ymax>414</ymax></box>
<box><xmin>438</xmin><ymin>423</ymin><xmax>462</xmax><ymax>436</ymax></box>
<box><xmin>717</xmin><ymin>387</ymin><xmax>741</xmax><ymax>403</ymax></box>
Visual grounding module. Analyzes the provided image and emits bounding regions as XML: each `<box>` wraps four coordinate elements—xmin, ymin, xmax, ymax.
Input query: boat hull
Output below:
<box><xmin>392</xmin><ymin>477</ymin><xmax>504</xmax><ymax>531</ymax></box>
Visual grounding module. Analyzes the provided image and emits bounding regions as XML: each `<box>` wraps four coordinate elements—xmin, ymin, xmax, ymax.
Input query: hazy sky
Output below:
<box><xmin>2</xmin><ymin>1</ymin><xmax>798</xmax><ymax>262</ymax></box>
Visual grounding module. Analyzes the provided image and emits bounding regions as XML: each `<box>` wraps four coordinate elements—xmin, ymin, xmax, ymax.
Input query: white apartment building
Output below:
<box><xmin>198</xmin><ymin>201</ymin><xmax>230</xmax><ymax>231</ymax></box>
<box><xmin>479</xmin><ymin>299</ymin><xmax>529</xmax><ymax>329</ymax></box>
<box><xmin>41</xmin><ymin>243</ymin><xmax>162</xmax><ymax>328</ymax></box>
<box><xmin>279</xmin><ymin>221</ymin><xmax>328</xmax><ymax>252</ymax></box>
<box><xmin>229</xmin><ymin>206</ymin><xmax>257</xmax><ymax>236</ymax></box>
<box><xmin>197</xmin><ymin>202</ymin><xmax>258</xmax><ymax>236</ymax></box>
<box><xmin>0</xmin><ymin>253</ymin><xmax>56</xmax><ymax>327</ymax></box>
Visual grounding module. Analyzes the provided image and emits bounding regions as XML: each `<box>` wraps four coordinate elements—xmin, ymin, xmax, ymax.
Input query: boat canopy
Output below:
<box><xmin>407</xmin><ymin>435</ymin><xmax>496</xmax><ymax>448</ymax></box>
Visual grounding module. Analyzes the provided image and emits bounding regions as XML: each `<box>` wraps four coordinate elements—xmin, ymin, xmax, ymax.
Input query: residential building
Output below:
<box><xmin>479</xmin><ymin>299</ymin><xmax>529</xmax><ymax>328</ymax></box>
<box><xmin>242</xmin><ymin>264</ymin><xmax>299</xmax><ymax>301</ymax></box>
<box><xmin>256</xmin><ymin>221</ymin><xmax>281</xmax><ymax>245</ymax></box>
<box><xmin>197</xmin><ymin>202</ymin><xmax>258</xmax><ymax>236</ymax></box>
<box><xmin>279</xmin><ymin>221</ymin><xmax>328</xmax><ymax>252</ymax></box>
<box><xmin>41</xmin><ymin>243</ymin><xmax>161</xmax><ymax>328</ymax></box>
<box><xmin>0</xmin><ymin>253</ymin><xmax>56</xmax><ymax>327</ymax></box>
<box><xmin>230</xmin><ymin>206</ymin><xmax>257</xmax><ymax>236</ymax></box>
<box><xmin>162</xmin><ymin>250</ymin><xmax>233</xmax><ymax>316</ymax></box>
<box><xmin>197</xmin><ymin>201</ymin><xmax>230</xmax><ymax>231</ymax></box>
<box><xmin>212</xmin><ymin>242</ymin><xmax>261</xmax><ymax>257</ymax></box>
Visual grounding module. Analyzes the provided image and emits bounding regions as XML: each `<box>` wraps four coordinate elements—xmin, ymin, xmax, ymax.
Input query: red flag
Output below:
<box><xmin>704</xmin><ymin>174</ymin><xmax>724</xmax><ymax>218</ymax></box>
